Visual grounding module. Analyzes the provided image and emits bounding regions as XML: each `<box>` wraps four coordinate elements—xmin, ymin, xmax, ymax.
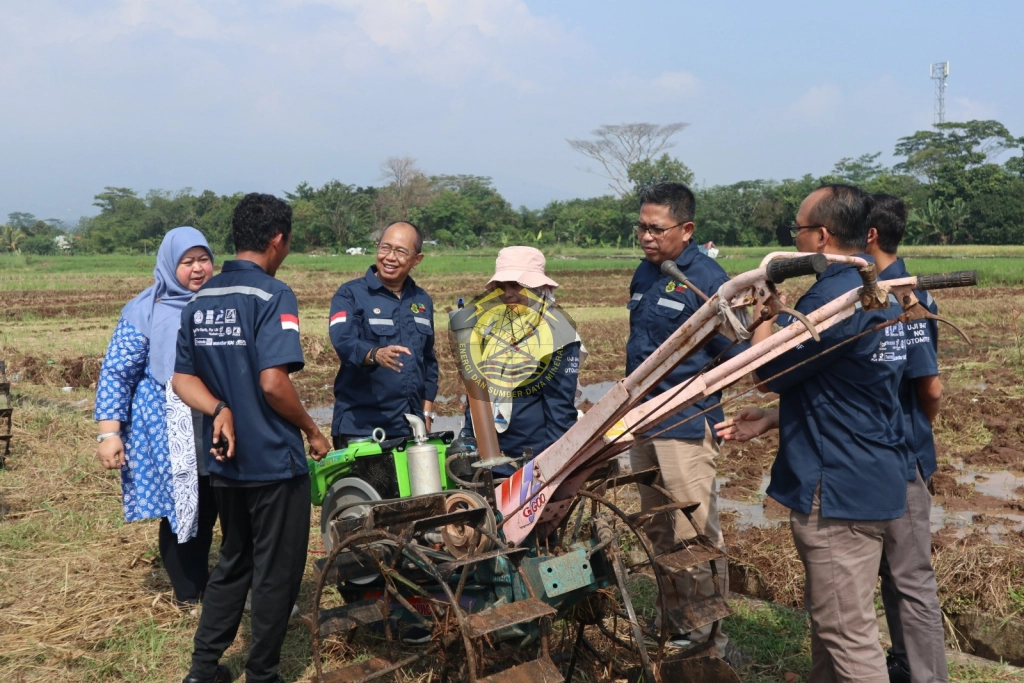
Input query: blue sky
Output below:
<box><xmin>1</xmin><ymin>0</ymin><xmax>1021</xmax><ymax>223</ymax></box>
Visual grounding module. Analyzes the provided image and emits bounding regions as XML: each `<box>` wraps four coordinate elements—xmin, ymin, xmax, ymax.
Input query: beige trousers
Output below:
<box><xmin>629</xmin><ymin>423</ymin><xmax>729</xmax><ymax>650</ymax></box>
<box><xmin>790</xmin><ymin>489</ymin><xmax>890</xmax><ymax>683</ymax></box>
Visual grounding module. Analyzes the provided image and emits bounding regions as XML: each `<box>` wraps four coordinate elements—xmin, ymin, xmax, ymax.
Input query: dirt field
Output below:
<box><xmin>1</xmin><ymin>256</ymin><xmax>1022</xmax><ymax>682</ymax></box>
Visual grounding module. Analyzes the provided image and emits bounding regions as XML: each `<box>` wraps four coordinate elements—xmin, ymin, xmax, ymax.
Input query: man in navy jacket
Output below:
<box><xmin>627</xmin><ymin>182</ymin><xmax>746</xmax><ymax>653</ymax></box>
<box><xmin>717</xmin><ymin>185</ymin><xmax>909</xmax><ymax>682</ymax></box>
<box><xmin>328</xmin><ymin>221</ymin><xmax>439</xmax><ymax>446</ymax></box>
<box><xmin>867</xmin><ymin>194</ymin><xmax>947</xmax><ymax>683</ymax></box>
<box><xmin>173</xmin><ymin>193</ymin><xmax>331</xmax><ymax>683</ymax></box>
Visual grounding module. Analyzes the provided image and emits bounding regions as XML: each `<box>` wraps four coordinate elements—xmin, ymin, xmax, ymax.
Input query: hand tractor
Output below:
<box><xmin>305</xmin><ymin>254</ymin><xmax>976</xmax><ymax>683</ymax></box>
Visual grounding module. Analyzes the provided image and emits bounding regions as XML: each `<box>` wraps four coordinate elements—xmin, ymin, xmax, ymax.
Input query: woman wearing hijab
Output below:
<box><xmin>460</xmin><ymin>246</ymin><xmax>586</xmax><ymax>474</ymax></box>
<box><xmin>94</xmin><ymin>227</ymin><xmax>218</xmax><ymax>606</ymax></box>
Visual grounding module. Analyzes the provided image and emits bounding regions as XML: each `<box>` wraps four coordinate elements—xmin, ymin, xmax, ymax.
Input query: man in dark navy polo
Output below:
<box><xmin>173</xmin><ymin>193</ymin><xmax>331</xmax><ymax>683</ymax></box>
<box><xmin>329</xmin><ymin>221</ymin><xmax>438</xmax><ymax>447</ymax></box>
<box><xmin>866</xmin><ymin>194</ymin><xmax>947</xmax><ymax>683</ymax></box>
<box><xmin>626</xmin><ymin>182</ymin><xmax>745</xmax><ymax>654</ymax></box>
<box><xmin>717</xmin><ymin>184</ymin><xmax>908</xmax><ymax>683</ymax></box>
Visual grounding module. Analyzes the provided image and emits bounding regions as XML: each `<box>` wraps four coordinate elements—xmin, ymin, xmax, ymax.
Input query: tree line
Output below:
<box><xmin>3</xmin><ymin>119</ymin><xmax>1022</xmax><ymax>255</ymax></box>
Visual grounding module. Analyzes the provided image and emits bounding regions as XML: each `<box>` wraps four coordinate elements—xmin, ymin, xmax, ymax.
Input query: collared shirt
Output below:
<box><xmin>329</xmin><ymin>266</ymin><xmax>439</xmax><ymax>438</ymax></box>
<box><xmin>174</xmin><ymin>260</ymin><xmax>307</xmax><ymax>483</ymax></box>
<box><xmin>626</xmin><ymin>240</ymin><xmax>749</xmax><ymax>439</ymax></box>
<box><xmin>759</xmin><ymin>255</ymin><xmax>909</xmax><ymax>521</ymax></box>
<box><xmin>879</xmin><ymin>257</ymin><xmax>940</xmax><ymax>481</ymax></box>
<box><xmin>461</xmin><ymin>340</ymin><xmax>582</xmax><ymax>460</ymax></box>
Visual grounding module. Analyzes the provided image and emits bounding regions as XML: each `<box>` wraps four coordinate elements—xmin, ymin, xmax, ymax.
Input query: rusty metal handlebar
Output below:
<box><xmin>917</xmin><ymin>270</ymin><xmax>978</xmax><ymax>290</ymax></box>
<box><xmin>765</xmin><ymin>253</ymin><xmax>828</xmax><ymax>283</ymax></box>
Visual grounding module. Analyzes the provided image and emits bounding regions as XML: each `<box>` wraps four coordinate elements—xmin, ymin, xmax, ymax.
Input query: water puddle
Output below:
<box><xmin>955</xmin><ymin>467</ymin><xmax>1024</xmax><ymax>501</ymax></box>
<box><xmin>932</xmin><ymin>504</ymin><xmax>1024</xmax><ymax>538</ymax></box>
<box><xmin>719</xmin><ymin>475</ymin><xmax>778</xmax><ymax>529</ymax></box>
<box><xmin>716</xmin><ymin>463</ymin><xmax>1024</xmax><ymax>541</ymax></box>
<box><xmin>577</xmin><ymin>381</ymin><xmax>617</xmax><ymax>405</ymax></box>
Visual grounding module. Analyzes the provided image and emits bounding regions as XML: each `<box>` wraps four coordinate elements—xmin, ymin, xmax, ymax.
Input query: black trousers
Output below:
<box><xmin>188</xmin><ymin>475</ymin><xmax>310</xmax><ymax>683</ymax></box>
<box><xmin>159</xmin><ymin>475</ymin><xmax>219</xmax><ymax>603</ymax></box>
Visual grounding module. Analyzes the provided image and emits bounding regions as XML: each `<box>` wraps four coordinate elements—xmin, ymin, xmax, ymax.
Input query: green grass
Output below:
<box><xmin>723</xmin><ymin>598</ymin><xmax>1024</xmax><ymax>683</ymax></box>
<box><xmin>2</xmin><ymin>246</ymin><xmax>1020</xmax><ymax>288</ymax></box>
<box><xmin>724</xmin><ymin>598</ymin><xmax>811</xmax><ymax>682</ymax></box>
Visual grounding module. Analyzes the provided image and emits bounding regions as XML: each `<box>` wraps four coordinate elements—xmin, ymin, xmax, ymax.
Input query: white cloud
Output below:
<box><xmin>788</xmin><ymin>84</ymin><xmax>842</xmax><ymax>120</ymax></box>
<box><xmin>0</xmin><ymin>1</ymin><xmax>577</xmax><ymax>90</ymax></box>
<box><xmin>602</xmin><ymin>70</ymin><xmax>703</xmax><ymax>107</ymax></box>
<box><xmin>947</xmin><ymin>96</ymin><xmax>996</xmax><ymax>122</ymax></box>
<box><xmin>650</xmin><ymin>71</ymin><xmax>702</xmax><ymax>98</ymax></box>
<box><xmin>295</xmin><ymin>0</ymin><xmax>574</xmax><ymax>88</ymax></box>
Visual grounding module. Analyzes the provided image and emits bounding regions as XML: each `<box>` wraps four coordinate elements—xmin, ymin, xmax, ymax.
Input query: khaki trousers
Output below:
<box><xmin>629</xmin><ymin>423</ymin><xmax>729</xmax><ymax>650</ymax></box>
<box><xmin>880</xmin><ymin>471</ymin><xmax>949</xmax><ymax>682</ymax></box>
<box><xmin>790</xmin><ymin>489</ymin><xmax>890</xmax><ymax>683</ymax></box>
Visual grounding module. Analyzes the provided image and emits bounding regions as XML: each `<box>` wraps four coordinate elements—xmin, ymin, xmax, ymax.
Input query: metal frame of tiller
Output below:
<box><xmin>309</xmin><ymin>253</ymin><xmax>976</xmax><ymax>683</ymax></box>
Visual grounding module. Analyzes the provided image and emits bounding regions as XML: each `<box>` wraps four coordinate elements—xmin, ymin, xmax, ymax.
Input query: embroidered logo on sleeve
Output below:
<box><xmin>280</xmin><ymin>314</ymin><xmax>299</xmax><ymax>332</ymax></box>
<box><xmin>330</xmin><ymin>311</ymin><xmax>348</xmax><ymax>326</ymax></box>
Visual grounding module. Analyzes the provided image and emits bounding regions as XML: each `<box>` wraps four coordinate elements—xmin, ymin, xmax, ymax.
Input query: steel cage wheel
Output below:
<box><xmin>560</xmin><ymin>490</ymin><xmax>670</xmax><ymax>683</ymax></box>
<box><xmin>311</xmin><ymin>524</ymin><xmax>481</xmax><ymax>683</ymax></box>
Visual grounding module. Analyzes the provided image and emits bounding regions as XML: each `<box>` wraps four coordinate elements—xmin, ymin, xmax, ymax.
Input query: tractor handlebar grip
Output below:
<box><xmin>765</xmin><ymin>254</ymin><xmax>829</xmax><ymax>284</ymax></box>
<box><xmin>916</xmin><ymin>270</ymin><xmax>978</xmax><ymax>290</ymax></box>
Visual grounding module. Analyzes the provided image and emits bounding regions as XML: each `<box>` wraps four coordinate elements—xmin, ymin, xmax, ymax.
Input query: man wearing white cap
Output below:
<box><xmin>459</xmin><ymin>246</ymin><xmax>583</xmax><ymax>473</ymax></box>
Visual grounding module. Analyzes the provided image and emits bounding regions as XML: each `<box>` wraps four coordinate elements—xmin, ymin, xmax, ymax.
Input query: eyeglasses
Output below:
<box><xmin>635</xmin><ymin>221</ymin><xmax>686</xmax><ymax>238</ymax></box>
<box><xmin>376</xmin><ymin>243</ymin><xmax>415</xmax><ymax>260</ymax></box>
<box><xmin>788</xmin><ymin>223</ymin><xmax>830</xmax><ymax>238</ymax></box>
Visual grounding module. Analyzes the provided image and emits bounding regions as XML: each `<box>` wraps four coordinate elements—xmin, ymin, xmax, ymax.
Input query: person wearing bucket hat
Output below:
<box><xmin>459</xmin><ymin>246</ymin><xmax>585</xmax><ymax>475</ymax></box>
<box><xmin>486</xmin><ymin>245</ymin><xmax>561</xmax><ymax>292</ymax></box>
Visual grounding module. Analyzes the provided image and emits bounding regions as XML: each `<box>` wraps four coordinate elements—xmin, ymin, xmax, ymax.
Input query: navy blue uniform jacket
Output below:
<box><xmin>760</xmin><ymin>256</ymin><xmax>909</xmax><ymax>520</ymax></box>
<box><xmin>626</xmin><ymin>241</ymin><xmax>748</xmax><ymax>439</ymax></box>
<box><xmin>175</xmin><ymin>260</ymin><xmax>308</xmax><ymax>483</ymax></box>
<box><xmin>329</xmin><ymin>267</ymin><xmax>439</xmax><ymax>439</ymax></box>
<box><xmin>460</xmin><ymin>340</ymin><xmax>581</xmax><ymax>458</ymax></box>
<box><xmin>879</xmin><ymin>258</ymin><xmax>940</xmax><ymax>481</ymax></box>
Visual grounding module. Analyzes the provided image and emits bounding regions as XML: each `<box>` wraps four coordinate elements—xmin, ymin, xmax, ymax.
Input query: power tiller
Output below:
<box><xmin>304</xmin><ymin>254</ymin><xmax>976</xmax><ymax>683</ymax></box>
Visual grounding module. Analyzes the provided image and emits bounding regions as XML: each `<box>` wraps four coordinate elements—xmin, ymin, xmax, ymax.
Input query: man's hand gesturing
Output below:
<box><xmin>714</xmin><ymin>407</ymin><xmax>779</xmax><ymax>442</ymax></box>
<box><xmin>376</xmin><ymin>345</ymin><xmax>411</xmax><ymax>372</ymax></box>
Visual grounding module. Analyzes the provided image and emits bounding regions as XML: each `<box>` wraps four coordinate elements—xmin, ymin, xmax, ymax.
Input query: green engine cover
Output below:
<box><xmin>308</xmin><ymin>436</ymin><xmax>455</xmax><ymax>506</ymax></box>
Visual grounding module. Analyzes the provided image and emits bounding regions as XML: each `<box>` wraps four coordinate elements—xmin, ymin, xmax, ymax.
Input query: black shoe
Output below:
<box><xmin>182</xmin><ymin>664</ymin><xmax>233</xmax><ymax>683</ymax></box>
<box><xmin>886</xmin><ymin>654</ymin><xmax>911</xmax><ymax>683</ymax></box>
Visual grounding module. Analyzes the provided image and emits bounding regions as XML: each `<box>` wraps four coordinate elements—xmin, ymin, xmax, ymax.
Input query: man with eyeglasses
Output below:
<box><xmin>328</xmin><ymin>221</ymin><xmax>439</xmax><ymax>448</ymax></box>
<box><xmin>716</xmin><ymin>184</ymin><xmax>909</xmax><ymax>682</ymax></box>
<box><xmin>626</xmin><ymin>182</ymin><xmax>745</xmax><ymax>658</ymax></box>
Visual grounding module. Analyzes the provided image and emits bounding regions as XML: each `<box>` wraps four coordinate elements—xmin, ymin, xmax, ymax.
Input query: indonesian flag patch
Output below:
<box><xmin>330</xmin><ymin>311</ymin><xmax>348</xmax><ymax>326</ymax></box>
<box><xmin>280</xmin><ymin>313</ymin><xmax>299</xmax><ymax>332</ymax></box>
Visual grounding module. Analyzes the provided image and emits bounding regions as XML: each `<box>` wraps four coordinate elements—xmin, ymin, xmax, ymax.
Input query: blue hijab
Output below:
<box><xmin>121</xmin><ymin>227</ymin><xmax>213</xmax><ymax>384</ymax></box>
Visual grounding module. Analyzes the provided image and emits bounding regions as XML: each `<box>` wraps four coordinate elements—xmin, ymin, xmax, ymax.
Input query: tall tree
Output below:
<box><xmin>376</xmin><ymin>156</ymin><xmax>433</xmax><ymax>228</ymax></box>
<box><xmin>568</xmin><ymin>122</ymin><xmax>689</xmax><ymax>197</ymax></box>
<box><xmin>828</xmin><ymin>152</ymin><xmax>886</xmax><ymax>185</ymax></box>
<box><xmin>627</xmin><ymin>154</ymin><xmax>695</xmax><ymax>195</ymax></box>
<box><xmin>894</xmin><ymin>120</ymin><xmax>1021</xmax><ymax>185</ymax></box>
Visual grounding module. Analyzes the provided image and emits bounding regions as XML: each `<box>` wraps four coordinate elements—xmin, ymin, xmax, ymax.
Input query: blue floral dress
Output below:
<box><xmin>95</xmin><ymin>317</ymin><xmax>177</xmax><ymax>528</ymax></box>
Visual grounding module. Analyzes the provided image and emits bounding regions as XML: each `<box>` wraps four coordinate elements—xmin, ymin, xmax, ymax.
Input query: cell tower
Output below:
<box><xmin>930</xmin><ymin>61</ymin><xmax>949</xmax><ymax>125</ymax></box>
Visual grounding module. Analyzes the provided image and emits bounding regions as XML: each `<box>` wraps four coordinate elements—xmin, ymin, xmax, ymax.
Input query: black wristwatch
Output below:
<box><xmin>212</xmin><ymin>401</ymin><xmax>227</xmax><ymax>419</ymax></box>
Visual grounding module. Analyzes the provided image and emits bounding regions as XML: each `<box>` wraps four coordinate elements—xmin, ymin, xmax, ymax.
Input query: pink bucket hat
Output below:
<box><xmin>486</xmin><ymin>246</ymin><xmax>559</xmax><ymax>290</ymax></box>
